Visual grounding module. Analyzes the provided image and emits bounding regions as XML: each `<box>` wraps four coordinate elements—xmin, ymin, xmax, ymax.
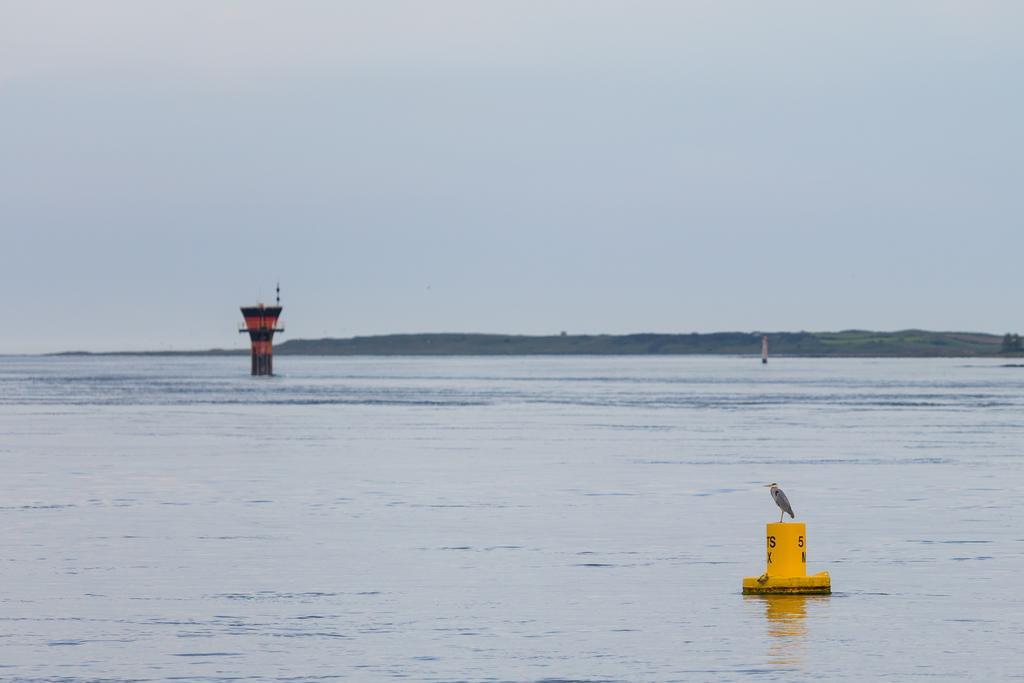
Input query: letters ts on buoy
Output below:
<box><xmin>743</xmin><ymin>521</ymin><xmax>831</xmax><ymax>595</ymax></box>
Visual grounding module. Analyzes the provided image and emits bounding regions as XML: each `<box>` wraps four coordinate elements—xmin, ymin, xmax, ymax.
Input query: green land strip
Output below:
<box><xmin>272</xmin><ymin>330</ymin><xmax>1014</xmax><ymax>357</ymax></box>
<box><xmin>58</xmin><ymin>330</ymin><xmax>1023</xmax><ymax>357</ymax></box>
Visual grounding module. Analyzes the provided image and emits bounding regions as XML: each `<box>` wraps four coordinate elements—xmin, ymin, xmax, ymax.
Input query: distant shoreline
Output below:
<box><xmin>45</xmin><ymin>330</ymin><xmax>1024</xmax><ymax>358</ymax></box>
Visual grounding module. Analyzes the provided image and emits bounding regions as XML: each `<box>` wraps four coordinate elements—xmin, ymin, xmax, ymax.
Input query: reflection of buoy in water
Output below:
<box><xmin>764</xmin><ymin>594</ymin><xmax>808</xmax><ymax>638</ymax></box>
<box><xmin>742</xmin><ymin>522</ymin><xmax>831</xmax><ymax>594</ymax></box>
<box><xmin>754</xmin><ymin>594</ymin><xmax>825</xmax><ymax>667</ymax></box>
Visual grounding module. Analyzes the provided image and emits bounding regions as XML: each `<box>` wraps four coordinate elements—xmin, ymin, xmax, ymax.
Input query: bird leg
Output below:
<box><xmin>779</xmin><ymin>510</ymin><xmax>784</xmax><ymax>523</ymax></box>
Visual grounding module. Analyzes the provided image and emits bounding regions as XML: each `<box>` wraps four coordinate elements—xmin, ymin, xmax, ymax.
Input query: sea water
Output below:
<box><xmin>0</xmin><ymin>355</ymin><xmax>1021</xmax><ymax>681</ymax></box>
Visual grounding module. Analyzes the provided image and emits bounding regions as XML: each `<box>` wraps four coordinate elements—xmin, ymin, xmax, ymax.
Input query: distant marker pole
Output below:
<box><xmin>762</xmin><ymin>335</ymin><xmax>768</xmax><ymax>364</ymax></box>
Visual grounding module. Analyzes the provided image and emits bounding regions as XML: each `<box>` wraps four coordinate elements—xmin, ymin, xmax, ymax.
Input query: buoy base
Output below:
<box><xmin>742</xmin><ymin>571</ymin><xmax>831</xmax><ymax>595</ymax></box>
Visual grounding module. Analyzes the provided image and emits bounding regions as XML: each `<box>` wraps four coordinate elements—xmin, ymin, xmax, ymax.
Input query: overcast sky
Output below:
<box><xmin>2</xmin><ymin>1</ymin><xmax>1022</xmax><ymax>352</ymax></box>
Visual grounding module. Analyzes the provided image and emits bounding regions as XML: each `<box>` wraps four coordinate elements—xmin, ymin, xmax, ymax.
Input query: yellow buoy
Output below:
<box><xmin>742</xmin><ymin>522</ymin><xmax>831</xmax><ymax>594</ymax></box>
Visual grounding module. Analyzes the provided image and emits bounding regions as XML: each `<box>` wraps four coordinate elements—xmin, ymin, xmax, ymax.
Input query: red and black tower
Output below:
<box><xmin>240</xmin><ymin>285</ymin><xmax>284</xmax><ymax>376</ymax></box>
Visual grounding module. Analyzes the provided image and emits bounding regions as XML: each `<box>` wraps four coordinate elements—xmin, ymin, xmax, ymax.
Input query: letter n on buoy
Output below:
<box><xmin>742</xmin><ymin>522</ymin><xmax>831</xmax><ymax>594</ymax></box>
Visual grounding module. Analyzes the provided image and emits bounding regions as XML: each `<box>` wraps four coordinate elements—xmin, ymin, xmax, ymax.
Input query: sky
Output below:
<box><xmin>1</xmin><ymin>1</ymin><xmax>1022</xmax><ymax>353</ymax></box>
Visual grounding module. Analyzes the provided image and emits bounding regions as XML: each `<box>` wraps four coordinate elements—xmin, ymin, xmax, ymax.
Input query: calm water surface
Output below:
<box><xmin>0</xmin><ymin>355</ymin><xmax>1022</xmax><ymax>681</ymax></box>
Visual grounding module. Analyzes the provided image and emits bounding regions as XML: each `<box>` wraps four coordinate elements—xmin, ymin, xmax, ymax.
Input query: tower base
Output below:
<box><xmin>742</xmin><ymin>571</ymin><xmax>831</xmax><ymax>595</ymax></box>
<box><xmin>251</xmin><ymin>353</ymin><xmax>273</xmax><ymax>376</ymax></box>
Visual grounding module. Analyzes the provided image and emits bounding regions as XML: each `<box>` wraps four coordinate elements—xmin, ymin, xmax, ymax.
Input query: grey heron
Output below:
<box><xmin>765</xmin><ymin>483</ymin><xmax>794</xmax><ymax>522</ymax></box>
